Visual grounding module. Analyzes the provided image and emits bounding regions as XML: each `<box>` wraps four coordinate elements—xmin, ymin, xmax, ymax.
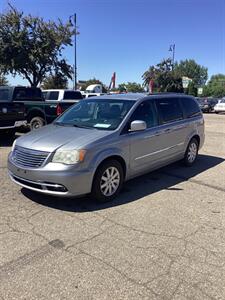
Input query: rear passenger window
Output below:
<box><xmin>0</xmin><ymin>89</ymin><xmax>9</xmax><ymax>101</ymax></box>
<box><xmin>13</xmin><ymin>88</ymin><xmax>42</xmax><ymax>101</ymax></box>
<box><xmin>130</xmin><ymin>101</ymin><xmax>158</xmax><ymax>128</ymax></box>
<box><xmin>64</xmin><ymin>91</ymin><xmax>82</xmax><ymax>100</ymax></box>
<box><xmin>180</xmin><ymin>97</ymin><xmax>201</xmax><ymax>118</ymax></box>
<box><xmin>156</xmin><ymin>98</ymin><xmax>183</xmax><ymax>123</ymax></box>
<box><xmin>48</xmin><ymin>92</ymin><xmax>59</xmax><ymax>100</ymax></box>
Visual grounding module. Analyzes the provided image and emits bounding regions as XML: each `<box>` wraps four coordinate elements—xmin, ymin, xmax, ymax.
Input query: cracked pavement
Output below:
<box><xmin>0</xmin><ymin>114</ymin><xmax>225</xmax><ymax>299</ymax></box>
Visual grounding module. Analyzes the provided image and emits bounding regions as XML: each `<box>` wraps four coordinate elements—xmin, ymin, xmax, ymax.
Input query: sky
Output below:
<box><xmin>0</xmin><ymin>0</ymin><xmax>225</xmax><ymax>88</ymax></box>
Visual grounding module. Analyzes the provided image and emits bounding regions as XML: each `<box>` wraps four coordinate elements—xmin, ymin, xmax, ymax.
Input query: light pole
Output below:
<box><xmin>70</xmin><ymin>13</ymin><xmax>78</xmax><ymax>90</ymax></box>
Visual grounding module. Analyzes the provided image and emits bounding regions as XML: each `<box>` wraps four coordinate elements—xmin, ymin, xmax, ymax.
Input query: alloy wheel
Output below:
<box><xmin>100</xmin><ymin>166</ymin><xmax>120</xmax><ymax>197</ymax></box>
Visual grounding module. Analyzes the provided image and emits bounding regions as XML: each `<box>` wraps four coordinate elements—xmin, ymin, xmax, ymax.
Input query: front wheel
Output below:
<box><xmin>29</xmin><ymin>116</ymin><xmax>45</xmax><ymax>130</ymax></box>
<box><xmin>91</xmin><ymin>160</ymin><xmax>124</xmax><ymax>203</ymax></box>
<box><xmin>183</xmin><ymin>138</ymin><xmax>199</xmax><ymax>167</ymax></box>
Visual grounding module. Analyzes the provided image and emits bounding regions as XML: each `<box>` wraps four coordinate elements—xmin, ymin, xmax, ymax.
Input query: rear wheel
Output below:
<box><xmin>29</xmin><ymin>116</ymin><xmax>45</xmax><ymax>130</ymax></box>
<box><xmin>91</xmin><ymin>160</ymin><xmax>124</xmax><ymax>202</ymax></box>
<box><xmin>183</xmin><ymin>138</ymin><xmax>199</xmax><ymax>167</ymax></box>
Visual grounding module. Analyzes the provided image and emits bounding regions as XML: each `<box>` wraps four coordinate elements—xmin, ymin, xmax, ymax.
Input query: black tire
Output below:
<box><xmin>29</xmin><ymin>116</ymin><xmax>45</xmax><ymax>130</ymax></box>
<box><xmin>183</xmin><ymin>138</ymin><xmax>199</xmax><ymax>167</ymax></box>
<box><xmin>91</xmin><ymin>159</ymin><xmax>124</xmax><ymax>203</ymax></box>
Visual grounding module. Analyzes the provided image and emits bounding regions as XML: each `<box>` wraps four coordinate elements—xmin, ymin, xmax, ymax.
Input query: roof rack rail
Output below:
<box><xmin>148</xmin><ymin>92</ymin><xmax>185</xmax><ymax>95</ymax></box>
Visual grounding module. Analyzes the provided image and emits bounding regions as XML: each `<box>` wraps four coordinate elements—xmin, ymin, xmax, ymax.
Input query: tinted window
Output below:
<box><xmin>48</xmin><ymin>91</ymin><xmax>59</xmax><ymax>100</ymax></box>
<box><xmin>130</xmin><ymin>101</ymin><xmax>158</xmax><ymax>128</ymax></box>
<box><xmin>64</xmin><ymin>91</ymin><xmax>82</xmax><ymax>100</ymax></box>
<box><xmin>0</xmin><ymin>89</ymin><xmax>9</xmax><ymax>101</ymax></box>
<box><xmin>13</xmin><ymin>88</ymin><xmax>42</xmax><ymax>101</ymax></box>
<box><xmin>180</xmin><ymin>97</ymin><xmax>201</xmax><ymax>118</ymax></box>
<box><xmin>156</xmin><ymin>98</ymin><xmax>183</xmax><ymax>123</ymax></box>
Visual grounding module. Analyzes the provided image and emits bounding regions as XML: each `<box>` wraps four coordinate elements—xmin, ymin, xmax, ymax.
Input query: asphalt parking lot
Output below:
<box><xmin>0</xmin><ymin>114</ymin><xmax>225</xmax><ymax>300</ymax></box>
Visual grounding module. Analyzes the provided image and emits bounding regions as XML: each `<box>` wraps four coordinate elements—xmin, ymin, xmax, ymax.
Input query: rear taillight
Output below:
<box><xmin>56</xmin><ymin>104</ymin><xmax>62</xmax><ymax>116</ymax></box>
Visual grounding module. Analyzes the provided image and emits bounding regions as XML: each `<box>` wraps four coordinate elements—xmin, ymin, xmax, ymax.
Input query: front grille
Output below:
<box><xmin>12</xmin><ymin>146</ymin><xmax>50</xmax><ymax>168</ymax></box>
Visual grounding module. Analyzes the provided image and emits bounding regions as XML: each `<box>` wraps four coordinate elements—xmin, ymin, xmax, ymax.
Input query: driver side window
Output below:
<box><xmin>129</xmin><ymin>100</ymin><xmax>158</xmax><ymax>129</ymax></box>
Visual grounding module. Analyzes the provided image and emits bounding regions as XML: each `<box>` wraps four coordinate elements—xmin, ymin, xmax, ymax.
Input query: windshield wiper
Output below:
<box><xmin>73</xmin><ymin>124</ymin><xmax>93</xmax><ymax>129</ymax></box>
<box><xmin>55</xmin><ymin>122</ymin><xmax>72</xmax><ymax>127</ymax></box>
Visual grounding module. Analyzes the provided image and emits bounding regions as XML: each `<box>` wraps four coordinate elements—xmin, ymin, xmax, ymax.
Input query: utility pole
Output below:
<box><xmin>70</xmin><ymin>13</ymin><xmax>78</xmax><ymax>90</ymax></box>
<box><xmin>74</xmin><ymin>13</ymin><xmax>77</xmax><ymax>90</ymax></box>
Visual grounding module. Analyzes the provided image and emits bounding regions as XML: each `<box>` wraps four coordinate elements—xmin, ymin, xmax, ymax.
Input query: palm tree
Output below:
<box><xmin>142</xmin><ymin>58</ymin><xmax>183</xmax><ymax>93</ymax></box>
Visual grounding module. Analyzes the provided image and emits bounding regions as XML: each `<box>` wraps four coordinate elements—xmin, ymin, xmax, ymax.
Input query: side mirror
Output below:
<box><xmin>130</xmin><ymin>120</ymin><xmax>147</xmax><ymax>132</ymax></box>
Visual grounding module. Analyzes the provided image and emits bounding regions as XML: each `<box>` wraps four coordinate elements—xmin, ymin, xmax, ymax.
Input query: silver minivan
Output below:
<box><xmin>8</xmin><ymin>93</ymin><xmax>205</xmax><ymax>202</ymax></box>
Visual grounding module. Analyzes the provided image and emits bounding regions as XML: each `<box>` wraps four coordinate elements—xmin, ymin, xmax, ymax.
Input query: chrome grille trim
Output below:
<box><xmin>12</xmin><ymin>146</ymin><xmax>50</xmax><ymax>168</ymax></box>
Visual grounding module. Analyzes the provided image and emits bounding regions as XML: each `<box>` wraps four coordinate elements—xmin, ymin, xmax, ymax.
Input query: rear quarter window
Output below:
<box><xmin>180</xmin><ymin>97</ymin><xmax>201</xmax><ymax>118</ymax></box>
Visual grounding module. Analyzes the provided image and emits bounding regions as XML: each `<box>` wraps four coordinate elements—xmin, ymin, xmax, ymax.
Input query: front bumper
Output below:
<box><xmin>8</xmin><ymin>153</ymin><xmax>94</xmax><ymax>197</ymax></box>
<box><xmin>0</xmin><ymin>120</ymin><xmax>27</xmax><ymax>130</ymax></box>
<box><xmin>214</xmin><ymin>107</ymin><xmax>225</xmax><ymax>112</ymax></box>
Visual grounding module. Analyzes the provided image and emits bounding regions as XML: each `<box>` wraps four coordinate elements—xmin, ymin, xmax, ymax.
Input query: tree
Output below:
<box><xmin>0</xmin><ymin>5</ymin><xmax>74</xmax><ymax>87</ymax></box>
<box><xmin>41</xmin><ymin>73</ymin><xmax>68</xmax><ymax>89</ymax></box>
<box><xmin>80</xmin><ymin>78</ymin><xmax>107</xmax><ymax>93</ymax></box>
<box><xmin>118</xmin><ymin>82</ymin><xmax>144</xmax><ymax>93</ymax></box>
<box><xmin>0</xmin><ymin>74</ymin><xmax>8</xmax><ymax>86</ymax></box>
<box><xmin>0</xmin><ymin>65</ymin><xmax>8</xmax><ymax>85</ymax></box>
<box><xmin>142</xmin><ymin>59</ymin><xmax>183</xmax><ymax>93</ymax></box>
<box><xmin>174</xmin><ymin>59</ymin><xmax>208</xmax><ymax>86</ymax></box>
<box><xmin>202</xmin><ymin>74</ymin><xmax>225</xmax><ymax>98</ymax></box>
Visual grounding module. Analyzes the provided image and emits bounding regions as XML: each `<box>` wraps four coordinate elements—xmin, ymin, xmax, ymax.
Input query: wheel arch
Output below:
<box><xmin>27</xmin><ymin>109</ymin><xmax>45</xmax><ymax>123</ymax></box>
<box><xmin>93</xmin><ymin>155</ymin><xmax>127</xmax><ymax>179</ymax></box>
<box><xmin>190</xmin><ymin>134</ymin><xmax>200</xmax><ymax>148</ymax></box>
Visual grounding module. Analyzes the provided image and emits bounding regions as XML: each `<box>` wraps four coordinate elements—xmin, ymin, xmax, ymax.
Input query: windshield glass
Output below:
<box><xmin>54</xmin><ymin>98</ymin><xmax>135</xmax><ymax>130</ymax></box>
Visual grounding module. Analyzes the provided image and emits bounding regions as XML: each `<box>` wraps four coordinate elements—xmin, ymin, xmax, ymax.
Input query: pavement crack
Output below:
<box><xmin>79</xmin><ymin>248</ymin><xmax>158</xmax><ymax>297</ymax></box>
<box><xmin>65</xmin><ymin>231</ymin><xmax>105</xmax><ymax>252</ymax></box>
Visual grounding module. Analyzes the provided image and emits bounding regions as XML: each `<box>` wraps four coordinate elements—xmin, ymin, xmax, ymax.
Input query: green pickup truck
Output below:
<box><xmin>0</xmin><ymin>86</ymin><xmax>83</xmax><ymax>131</ymax></box>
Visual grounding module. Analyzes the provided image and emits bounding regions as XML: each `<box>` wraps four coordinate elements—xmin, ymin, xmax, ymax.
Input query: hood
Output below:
<box><xmin>16</xmin><ymin>124</ymin><xmax>114</xmax><ymax>152</ymax></box>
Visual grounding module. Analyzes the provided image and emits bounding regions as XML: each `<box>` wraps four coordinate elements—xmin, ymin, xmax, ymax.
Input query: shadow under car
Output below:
<box><xmin>21</xmin><ymin>154</ymin><xmax>225</xmax><ymax>212</ymax></box>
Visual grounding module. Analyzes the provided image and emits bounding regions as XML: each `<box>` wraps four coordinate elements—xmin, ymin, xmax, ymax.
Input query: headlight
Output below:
<box><xmin>11</xmin><ymin>140</ymin><xmax>17</xmax><ymax>152</ymax></box>
<box><xmin>52</xmin><ymin>149</ymin><xmax>86</xmax><ymax>165</ymax></box>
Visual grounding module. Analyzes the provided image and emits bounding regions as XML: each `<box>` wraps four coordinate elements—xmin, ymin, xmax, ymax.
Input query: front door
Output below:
<box><xmin>127</xmin><ymin>100</ymin><xmax>162</xmax><ymax>175</ymax></box>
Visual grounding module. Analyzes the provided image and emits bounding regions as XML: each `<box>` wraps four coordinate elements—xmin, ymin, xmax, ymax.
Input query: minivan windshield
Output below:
<box><xmin>54</xmin><ymin>98</ymin><xmax>135</xmax><ymax>130</ymax></box>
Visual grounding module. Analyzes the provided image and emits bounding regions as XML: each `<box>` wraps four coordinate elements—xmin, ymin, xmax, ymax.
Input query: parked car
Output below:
<box><xmin>42</xmin><ymin>89</ymin><xmax>83</xmax><ymax>102</ymax></box>
<box><xmin>0</xmin><ymin>86</ymin><xmax>82</xmax><ymax>131</ymax></box>
<box><xmin>0</xmin><ymin>88</ymin><xmax>27</xmax><ymax>137</ymax></box>
<box><xmin>197</xmin><ymin>98</ymin><xmax>218</xmax><ymax>113</ymax></box>
<box><xmin>8</xmin><ymin>93</ymin><xmax>204</xmax><ymax>202</ymax></box>
<box><xmin>214</xmin><ymin>99</ymin><xmax>225</xmax><ymax>113</ymax></box>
